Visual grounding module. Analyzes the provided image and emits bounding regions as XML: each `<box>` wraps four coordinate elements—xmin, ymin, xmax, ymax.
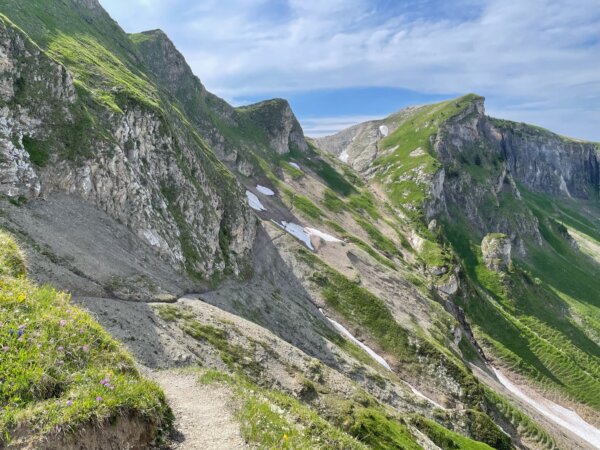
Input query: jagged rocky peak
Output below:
<box><xmin>237</xmin><ymin>98</ymin><xmax>308</xmax><ymax>154</ymax></box>
<box><xmin>481</xmin><ymin>233</ymin><xmax>512</xmax><ymax>271</ymax></box>
<box><xmin>131</xmin><ymin>29</ymin><xmax>195</xmax><ymax>91</ymax></box>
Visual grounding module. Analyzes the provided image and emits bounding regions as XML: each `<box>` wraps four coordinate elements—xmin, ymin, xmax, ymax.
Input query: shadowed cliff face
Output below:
<box><xmin>0</xmin><ymin>0</ymin><xmax>312</xmax><ymax>283</ymax></box>
<box><xmin>429</xmin><ymin>97</ymin><xmax>599</xmax><ymax>250</ymax></box>
<box><xmin>495</xmin><ymin>120</ymin><xmax>600</xmax><ymax>200</ymax></box>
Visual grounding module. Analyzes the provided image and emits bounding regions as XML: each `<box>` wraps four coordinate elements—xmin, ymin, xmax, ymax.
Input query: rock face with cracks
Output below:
<box><xmin>481</xmin><ymin>233</ymin><xmax>512</xmax><ymax>272</ymax></box>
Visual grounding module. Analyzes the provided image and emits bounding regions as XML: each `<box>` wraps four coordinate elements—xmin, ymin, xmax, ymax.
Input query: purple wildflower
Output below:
<box><xmin>82</xmin><ymin>345</ymin><xmax>89</xmax><ymax>353</ymax></box>
<box><xmin>96</xmin><ymin>396</ymin><xmax>102</xmax><ymax>402</ymax></box>
<box><xmin>66</xmin><ymin>399</ymin><xmax>73</xmax><ymax>406</ymax></box>
<box><xmin>60</xmin><ymin>320</ymin><xmax>66</xmax><ymax>327</ymax></box>
<box><xmin>2</xmin><ymin>346</ymin><xmax>8</xmax><ymax>353</ymax></box>
<box><xmin>57</xmin><ymin>346</ymin><xmax>64</xmax><ymax>352</ymax></box>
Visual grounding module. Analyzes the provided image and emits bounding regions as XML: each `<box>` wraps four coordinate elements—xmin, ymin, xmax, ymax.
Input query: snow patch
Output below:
<box><xmin>493</xmin><ymin>368</ymin><xmax>600</xmax><ymax>448</ymax></box>
<box><xmin>339</xmin><ymin>149</ymin><xmax>349</xmax><ymax>163</ymax></box>
<box><xmin>272</xmin><ymin>220</ymin><xmax>314</xmax><ymax>250</ymax></box>
<box><xmin>256</xmin><ymin>185</ymin><xmax>275</xmax><ymax>196</ymax></box>
<box><xmin>305</xmin><ymin>227</ymin><xmax>342</xmax><ymax>242</ymax></box>
<box><xmin>322</xmin><ymin>311</ymin><xmax>391</xmax><ymax>370</ymax></box>
<box><xmin>379</xmin><ymin>125</ymin><xmax>389</xmax><ymax>137</ymax></box>
<box><xmin>246</xmin><ymin>190</ymin><xmax>266</xmax><ymax>211</ymax></box>
<box><xmin>289</xmin><ymin>162</ymin><xmax>301</xmax><ymax>170</ymax></box>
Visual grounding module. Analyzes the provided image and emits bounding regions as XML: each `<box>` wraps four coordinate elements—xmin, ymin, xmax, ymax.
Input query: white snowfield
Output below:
<box><xmin>272</xmin><ymin>220</ymin><xmax>314</xmax><ymax>250</ymax></box>
<box><xmin>289</xmin><ymin>162</ymin><xmax>301</xmax><ymax>170</ymax></box>
<box><xmin>323</xmin><ymin>313</ymin><xmax>392</xmax><ymax>371</ymax></box>
<box><xmin>305</xmin><ymin>227</ymin><xmax>342</xmax><ymax>242</ymax></box>
<box><xmin>493</xmin><ymin>368</ymin><xmax>600</xmax><ymax>448</ymax></box>
<box><xmin>256</xmin><ymin>185</ymin><xmax>275</xmax><ymax>196</ymax></box>
<box><xmin>379</xmin><ymin>125</ymin><xmax>389</xmax><ymax>137</ymax></box>
<box><xmin>246</xmin><ymin>190</ymin><xmax>266</xmax><ymax>212</ymax></box>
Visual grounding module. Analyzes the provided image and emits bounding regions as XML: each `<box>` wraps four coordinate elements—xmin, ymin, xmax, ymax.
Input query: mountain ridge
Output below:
<box><xmin>0</xmin><ymin>1</ymin><xmax>599</xmax><ymax>449</ymax></box>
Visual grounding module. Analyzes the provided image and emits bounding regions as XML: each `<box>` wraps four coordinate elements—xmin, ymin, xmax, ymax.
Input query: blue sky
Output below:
<box><xmin>99</xmin><ymin>0</ymin><xmax>600</xmax><ymax>140</ymax></box>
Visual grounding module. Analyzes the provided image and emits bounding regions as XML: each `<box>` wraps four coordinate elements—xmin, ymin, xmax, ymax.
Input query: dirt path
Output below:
<box><xmin>152</xmin><ymin>371</ymin><xmax>247</xmax><ymax>450</ymax></box>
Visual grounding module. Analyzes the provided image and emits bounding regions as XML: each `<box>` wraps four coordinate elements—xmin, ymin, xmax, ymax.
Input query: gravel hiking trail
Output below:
<box><xmin>152</xmin><ymin>370</ymin><xmax>247</xmax><ymax>449</ymax></box>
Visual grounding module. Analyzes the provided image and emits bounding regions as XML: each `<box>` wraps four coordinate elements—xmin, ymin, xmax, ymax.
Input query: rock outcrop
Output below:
<box><xmin>314</xmin><ymin>106</ymin><xmax>418</xmax><ymax>172</ymax></box>
<box><xmin>318</xmin><ymin>95</ymin><xmax>599</xmax><ymax>254</ymax></box>
<box><xmin>481</xmin><ymin>233</ymin><xmax>511</xmax><ymax>271</ymax></box>
<box><xmin>237</xmin><ymin>98</ymin><xmax>308</xmax><ymax>154</ymax></box>
<box><xmin>495</xmin><ymin>120</ymin><xmax>600</xmax><ymax>199</ymax></box>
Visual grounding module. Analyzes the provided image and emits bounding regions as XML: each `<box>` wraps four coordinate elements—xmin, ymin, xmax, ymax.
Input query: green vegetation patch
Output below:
<box><xmin>282</xmin><ymin>188</ymin><xmax>324</xmax><ymax>221</ymax></box>
<box><xmin>0</xmin><ymin>231</ymin><xmax>171</xmax><ymax>445</ymax></box>
<box><xmin>348</xmin><ymin>191</ymin><xmax>381</xmax><ymax>220</ymax></box>
<box><xmin>322</xmin><ymin>188</ymin><xmax>346</xmax><ymax>213</ymax></box>
<box><xmin>444</xmin><ymin>207</ymin><xmax>600</xmax><ymax>411</ymax></box>
<box><xmin>297</xmin><ymin>248</ymin><xmax>484</xmax><ymax>407</ymax></box>
<box><xmin>411</xmin><ymin>416</ymin><xmax>496</xmax><ymax>450</ymax></box>
<box><xmin>375</xmin><ymin>94</ymin><xmax>482</xmax><ymax>210</ymax></box>
<box><xmin>483</xmin><ymin>387</ymin><xmax>557</xmax><ymax>449</ymax></box>
<box><xmin>282</xmin><ymin>144</ymin><xmax>356</xmax><ymax>196</ymax></box>
<box><xmin>0</xmin><ymin>231</ymin><xmax>27</xmax><ymax>278</ymax></box>
<box><xmin>354</xmin><ymin>216</ymin><xmax>400</xmax><ymax>258</ymax></box>
<box><xmin>281</xmin><ymin>161</ymin><xmax>304</xmax><ymax>179</ymax></box>
<box><xmin>22</xmin><ymin>136</ymin><xmax>50</xmax><ymax>167</ymax></box>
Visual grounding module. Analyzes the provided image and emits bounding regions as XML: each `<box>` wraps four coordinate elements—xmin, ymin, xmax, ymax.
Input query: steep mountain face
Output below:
<box><xmin>2</xmin><ymin>1</ymin><xmax>600</xmax><ymax>449</ymax></box>
<box><xmin>131</xmin><ymin>28</ymin><xmax>307</xmax><ymax>174</ymax></box>
<box><xmin>318</xmin><ymin>94</ymin><xmax>600</xmax><ymax>448</ymax></box>
<box><xmin>495</xmin><ymin>119</ymin><xmax>600</xmax><ymax>199</ymax></box>
<box><xmin>318</xmin><ymin>95</ymin><xmax>600</xmax><ymax>251</ymax></box>
<box><xmin>0</xmin><ymin>1</ymin><xmax>260</xmax><ymax>286</ymax></box>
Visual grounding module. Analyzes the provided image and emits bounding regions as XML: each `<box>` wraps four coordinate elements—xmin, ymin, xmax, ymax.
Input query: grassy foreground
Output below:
<box><xmin>0</xmin><ymin>231</ymin><xmax>172</xmax><ymax>446</ymax></box>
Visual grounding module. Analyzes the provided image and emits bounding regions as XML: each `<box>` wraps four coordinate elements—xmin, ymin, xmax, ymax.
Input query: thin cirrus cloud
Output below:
<box><xmin>99</xmin><ymin>0</ymin><xmax>600</xmax><ymax>140</ymax></box>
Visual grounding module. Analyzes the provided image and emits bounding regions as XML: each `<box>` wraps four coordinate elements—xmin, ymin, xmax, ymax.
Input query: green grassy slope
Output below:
<box><xmin>364</xmin><ymin>92</ymin><xmax>600</xmax><ymax>416</ymax></box>
<box><xmin>375</xmin><ymin>94</ymin><xmax>482</xmax><ymax>213</ymax></box>
<box><xmin>0</xmin><ymin>230</ymin><xmax>172</xmax><ymax>446</ymax></box>
<box><xmin>0</xmin><ymin>0</ymin><xmax>160</xmax><ymax>112</ymax></box>
<box><xmin>442</xmin><ymin>187</ymin><xmax>600</xmax><ymax>412</ymax></box>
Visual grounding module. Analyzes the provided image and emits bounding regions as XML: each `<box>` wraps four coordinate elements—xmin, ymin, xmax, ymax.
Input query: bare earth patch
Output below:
<box><xmin>152</xmin><ymin>371</ymin><xmax>247</xmax><ymax>450</ymax></box>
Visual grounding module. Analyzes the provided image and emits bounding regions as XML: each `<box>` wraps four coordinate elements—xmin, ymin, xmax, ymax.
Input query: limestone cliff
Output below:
<box><xmin>0</xmin><ymin>9</ymin><xmax>256</xmax><ymax>282</ymax></box>
<box><xmin>319</xmin><ymin>95</ymin><xmax>599</xmax><ymax>252</ymax></box>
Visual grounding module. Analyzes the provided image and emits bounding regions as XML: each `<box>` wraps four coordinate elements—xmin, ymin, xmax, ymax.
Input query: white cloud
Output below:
<box><xmin>99</xmin><ymin>0</ymin><xmax>600</xmax><ymax>140</ymax></box>
<box><xmin>302</xmin><ymin>115</ymin><xmax>382</xmax><ymax>137</ymax></box>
